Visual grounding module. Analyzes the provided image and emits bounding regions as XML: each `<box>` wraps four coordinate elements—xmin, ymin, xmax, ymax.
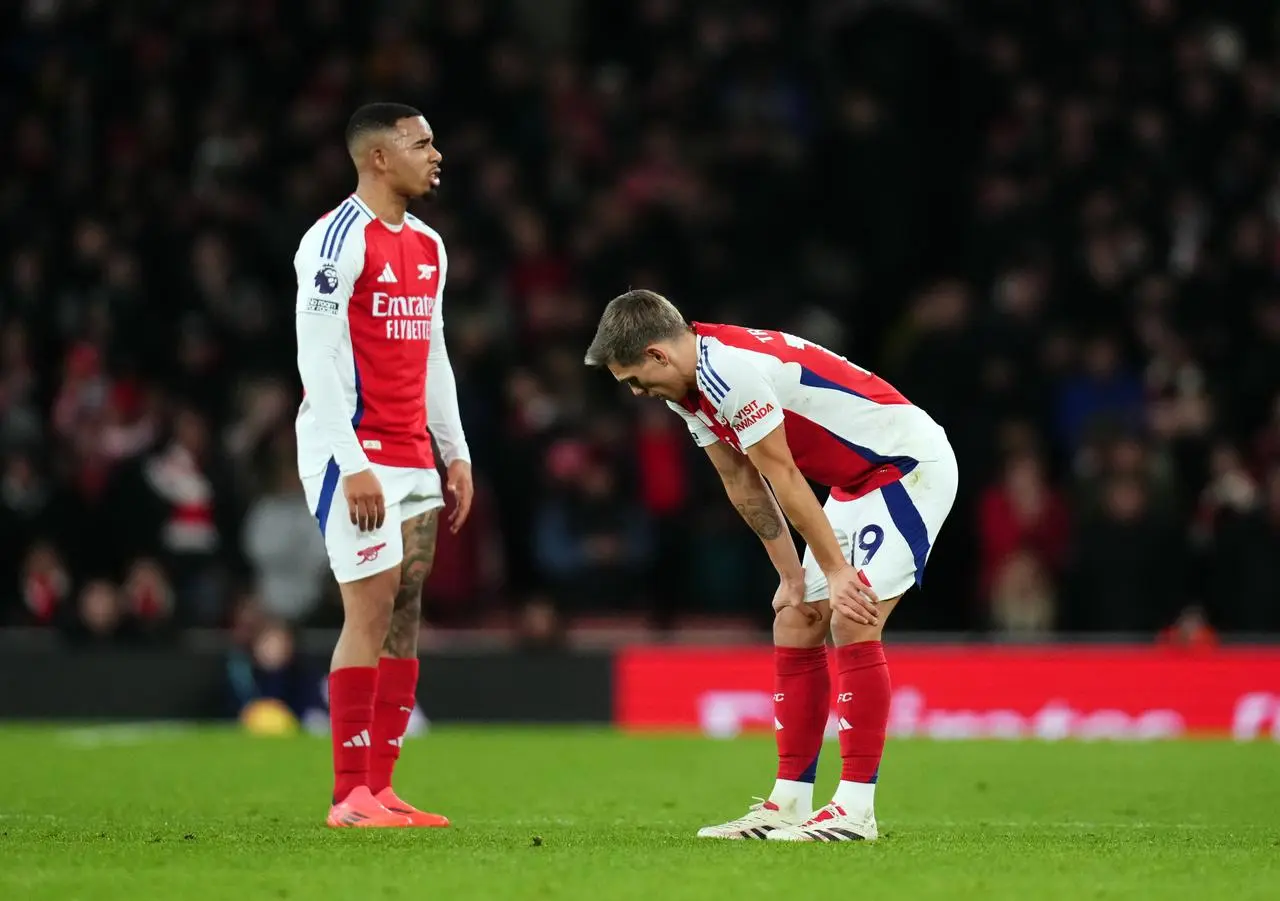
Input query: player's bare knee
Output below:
<box><xmin>339</xmin><ymin>568</ymin><xmax>399</xmax><ymax>635</ymax></box>
<box><xmin>831</xmin><ymin>595</ymin><xmax>900</xmax><ymax>645</ymax></box>
<box><xmin>774</xmin><ymin>600</ymin><xmax>830</xmax><ymax>648</ymax></box>
<box><xmin>831</xmin><ymin>614</ymin><xmax>881</xmax><ymax>645</ymax></box>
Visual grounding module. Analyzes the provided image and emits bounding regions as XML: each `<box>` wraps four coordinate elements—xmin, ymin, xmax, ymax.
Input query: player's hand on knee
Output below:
<box><xmin>772</xmin><ymin>574</ymin><xmax>818</xmax><ymax>624</ymax></box>
<box><xmin>827</xmin><ymin>564</ymin><xmax>879</xmax><ymax>625</ymax></box>
<box><xmin>771</xmin><ymin>574</ymin><xmax>805</xmax><ymax>613</ymax></box>
<box><xmin>342</xmin><ymin>468</ymin><xmax>386</xmax><ymax>533</ymax></box>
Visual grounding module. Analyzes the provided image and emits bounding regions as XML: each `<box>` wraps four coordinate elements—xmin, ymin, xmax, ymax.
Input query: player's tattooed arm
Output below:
<box><xmin>704</xmin><ymin>442</ymin><xmax>804</xmax><ymax>582</ymax></box>
<box><xmin>706</xmin><ymin>442</ymin><xmax>784</xmax><ymax>538</ymax></box>
<box><xmin>384</xmin><ymin>509</ymin><xmax>440</xmax><ymax>657</ymax></box>
<box><xmin>734</xmin><ymin>495</ymin><xmax>784</xmax><ymax>540</ymax></box>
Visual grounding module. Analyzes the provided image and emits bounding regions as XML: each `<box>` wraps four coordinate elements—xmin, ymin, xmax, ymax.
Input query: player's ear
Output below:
<box><xmin>645</xmin><ymin>345</ymin><xmax>669</xmax><ymax>366</ymax></box>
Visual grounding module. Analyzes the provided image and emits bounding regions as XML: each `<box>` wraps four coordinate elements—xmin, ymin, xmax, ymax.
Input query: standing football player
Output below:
<box><xmin>585</xmin><ymin>290</ymin><xmax>958</xmax><ymax>842</ymax></box>
<box><xmin>294</xmin><ymin>103</ymin><xmax>473</xmax><ymax>828</ymax></box>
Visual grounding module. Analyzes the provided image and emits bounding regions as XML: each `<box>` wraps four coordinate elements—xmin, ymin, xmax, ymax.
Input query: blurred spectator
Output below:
<box><xmin>1055</xmin><ymin>334</ymin><xmax>1146</xmax><ymax>460</ymax></box>
<box><xmin>0</xmin><ymin>453</ymin><xmax>52</xmax><ymax>589</ymax></box>
<box><xmin>241</xmin><ymin>453</ymin><xmax>329</xmax><ymax>625</ymax></box>
<box><xmin>1157</xmin><ymin>606</ymin><xmax>1219</xmax><ymax>649</ymax></box>
<box><xmin>977</xmin><ymin>450</ymin><xmax>1069</xmax><ymax>610</ymax></box>
<box><xmin>1067</xmin><ymin>474</ymin><xmax>1185</xmax><ymax>632</ymax></box>
<box><xmin>889</xmin><ymin>280</ymin><xmax>979</xmax><ymax>444</ymax></box>
<box><xmin>1074</xmin><ymin>431</ymin><xmax>1181</xmax><ymax>525</ymax></box>
<box><xmin>1194</xmin><ymin>446</ymin><xmax>1279</xmax><ymax>632</ymax></box>
<box><xmin>515</xmin><ymin>595</ymin><xmax>567</xmax><ymax>651</ymax></box>
<box><xmin>988</xmin><ymin>550</ymin><xmax>1056</xmax><ymax>637</ymax></box>
<box><xmin>108</xmin><ymin>405</ymin><xmax>242</xmax><ymax>625</ymax></box>
<box><xmin>226</xmin><ymin>620</ymin><xmax>325</xmax><ymax>724</ymax></box>
<box><xmin>224</xmin><ymin>379</ymin><xmax>293</xmax><ymax>468</ymax></box>
<box><xmin>534</xmin><ymin>451</ymin><xmax>654</xmax><ymax>613</ymax></box>
<box><xmin>0</xmin><ymin>320</ymin><xmax>42</xmax><ymax>450</ymax></box>
<box><xmin>66</xmin><ymin>580</ymin><xmax>124</xmax><ymax>645</ymax></box>
<box><xmin>228</xmin><ymin>591</ymin><xmax>269</xmax><ymax>649</ymax></box>
<box><xmin>119</xmin><ymin>558</ymin><xmax>176</xmax><ymax>641</ymax></box>
<box><xmin>17</xmin><ymin>543</ymin><xmax>71</xmax><ymax>628</ymax></box>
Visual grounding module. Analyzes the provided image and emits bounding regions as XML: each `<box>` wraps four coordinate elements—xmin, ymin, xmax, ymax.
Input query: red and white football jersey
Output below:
<box><xmin>668</xmin><ymin>322</ymin><xmax>950</xmax><ymax>501</ymax></box>
<box><xmin>293</xmin><ymin>194</ymin><xmax>449</xmax><ymax>475</ymax></box>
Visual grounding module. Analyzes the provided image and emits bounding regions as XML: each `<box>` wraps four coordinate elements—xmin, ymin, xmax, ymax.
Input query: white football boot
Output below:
<box><xmin>766</xmin><ymin>802</ymin><xmax>879</xmax><ymax>842</ymax></box>
<box><xmin>696</xmin><ymin>796</ymin><xmax>808</xmax><ymax>840</ymax></box>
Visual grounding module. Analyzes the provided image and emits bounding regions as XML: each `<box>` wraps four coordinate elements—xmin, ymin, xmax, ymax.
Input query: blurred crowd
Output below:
<box><xmin>2</xmin><ymin>0</ymin><xmax>1279</xmax><ymax>642</ymax></box>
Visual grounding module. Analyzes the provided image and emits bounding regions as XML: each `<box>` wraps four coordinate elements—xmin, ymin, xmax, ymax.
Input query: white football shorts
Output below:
<box><xmin>302</xmin><ymin>462</ymin><xmax>444</xmax><ymax>584</ymax></box>
<box><xmin>801</xmin><ymin>443</ymin><xmax>959</xmax><ymax>603</ymax></box>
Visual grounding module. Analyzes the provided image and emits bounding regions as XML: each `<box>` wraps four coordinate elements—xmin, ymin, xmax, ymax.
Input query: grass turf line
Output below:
<box><xmin>0</xmin><ymin>726</ymin><xmax>1277</xmax><ymax>900</ymax></box>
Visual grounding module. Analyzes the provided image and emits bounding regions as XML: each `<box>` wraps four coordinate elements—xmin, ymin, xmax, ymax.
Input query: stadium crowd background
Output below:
<box><xmin>2</xmin><ymin>0</ymin><xmax>1279</xmax><ymax>648</ymax></box>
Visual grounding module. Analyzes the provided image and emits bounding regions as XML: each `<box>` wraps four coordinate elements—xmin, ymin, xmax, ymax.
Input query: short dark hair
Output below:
<box><xmin>345</xmin><ymin>102</ymin><xmax>424</xmax><ymax>149</ymax></box>
<box><xmin>584</xmin><ymin>289</ymin><xmax>689</xmax><ymax>368</ymax></box>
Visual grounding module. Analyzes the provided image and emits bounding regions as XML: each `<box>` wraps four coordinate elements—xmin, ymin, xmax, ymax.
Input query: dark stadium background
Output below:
<box><xmin>1</xmin><ymin>0</ymin><xmax>1278</xmax><ymax>724</ymax></box>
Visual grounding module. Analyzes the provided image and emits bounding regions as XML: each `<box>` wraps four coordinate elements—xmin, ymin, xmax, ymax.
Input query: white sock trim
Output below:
<box><xmin>769</xmin><ymin>778</ymin><xmax>815</xmax><ymax>815</ymax></box>
<box><xmin>832</xmin><ymin>779</ymin><xmax>876</xmax><ymax>815</ymax></box>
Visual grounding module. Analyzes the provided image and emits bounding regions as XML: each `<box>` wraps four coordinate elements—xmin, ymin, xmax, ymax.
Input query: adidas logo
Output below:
<box><xmin>342</xmin><ymin>729</ymin><xmax>371</xmax><ymax>748</ymax></box>
<box><xmin>837</xmin><ymin>717</ymin><xmax>854</xmax><ymax>732</ymax></box>
<box><xmin>774</xmin><ymin>717</ymin><xmax>784</xmax><ymax>731</ymax></box>
<box><xmin>376</xmin><ymin>262</ymin><xmax>397</xmax><ymax>283</ymax></box>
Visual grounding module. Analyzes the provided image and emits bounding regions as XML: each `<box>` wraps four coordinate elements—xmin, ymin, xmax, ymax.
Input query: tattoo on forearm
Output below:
<box><xmin>734</xmin><ymin>496</ymin><xmax>784</xmax><ymax>540</ymax></box>
<box><xmin>384</xmin><ymin>510</ymin><xmax>439</xmax><ymax>657</ymax></box>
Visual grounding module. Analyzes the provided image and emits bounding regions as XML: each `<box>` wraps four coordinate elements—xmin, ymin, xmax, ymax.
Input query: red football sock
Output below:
<box><xmin>329</xmin><ymin>666</ymin><xmax>378</xmax><ymax>803</ymax></box>
<box><xmin>835</xmin><ymin>641</ymin><xmax>891</xmax><ymax>783</ymax></box>
<box><xmin>774</xmin><ymin>645</ymin><xmax>830</xmax><ymax>783</ymax></box>
<box><xmin>368</xmin><ymin>656</ymin><xmax>419</xmax><ymax>794</ymax></box>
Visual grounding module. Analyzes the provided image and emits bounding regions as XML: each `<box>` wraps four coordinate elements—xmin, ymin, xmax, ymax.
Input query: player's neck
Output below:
<box><xmin>673</xmin><ymin>330</ymin><xmax>699</xmax><ymax>392</ymax></box>
<box><xmin>354</xmin><ymin>180</ymin><xmax>409</xmax><ymax>226</ymax></box>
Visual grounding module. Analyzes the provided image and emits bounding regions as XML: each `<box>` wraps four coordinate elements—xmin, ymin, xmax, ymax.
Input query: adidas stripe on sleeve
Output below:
<box><xmin>293</xmin><ymin>201</ymin><xmax>373</xmax><ymax>475</ymax></box>
<box><xmin>665</xmin><ymin>400</ymin><xmax>720</xmax><ymax>447</ymax></box>
<box><xmin>696</xmin><ymin>339</ymin><xmax>785</xmax><ymax>449</ymax></box>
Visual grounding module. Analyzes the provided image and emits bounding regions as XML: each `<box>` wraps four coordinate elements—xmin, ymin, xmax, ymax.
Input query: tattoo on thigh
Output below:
<box><xmin>383</xmin><ymin>510</ymin><xmax>439</xmax><ymax>656</ymax></box>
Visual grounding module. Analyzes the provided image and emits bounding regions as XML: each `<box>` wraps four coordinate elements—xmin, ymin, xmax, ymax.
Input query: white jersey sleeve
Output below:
<box><xmin>423</xmin><ymin>240</ymin><xmax>470</xmax><ymax>465</ymax></box>
<box><xmin>665</xmin><ymin>400</ymin><xmax>719</xmax><ymax>447</ymax></box>
<box><xmin>697</xmin><ymin>341</ymin><xmax>785</xmax><ymax>449</ymax></box>
<box><xmin>293</xmin><ymin>216</ymin><xmax>370</xmax><ymax>475</ymax></box>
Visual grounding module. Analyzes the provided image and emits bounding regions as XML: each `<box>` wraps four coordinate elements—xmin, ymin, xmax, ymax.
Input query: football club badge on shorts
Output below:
<box><xmin>355</xmin><ymin>543</ymin><xmax>387</xmax><ymax>565</ymax></box>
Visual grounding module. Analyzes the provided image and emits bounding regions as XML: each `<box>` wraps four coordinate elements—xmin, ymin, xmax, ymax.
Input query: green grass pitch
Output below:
<box><xmin>1</xmin><ymin>725</ymin><xmax>1277</xmax><ymax>900</ymax></box>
